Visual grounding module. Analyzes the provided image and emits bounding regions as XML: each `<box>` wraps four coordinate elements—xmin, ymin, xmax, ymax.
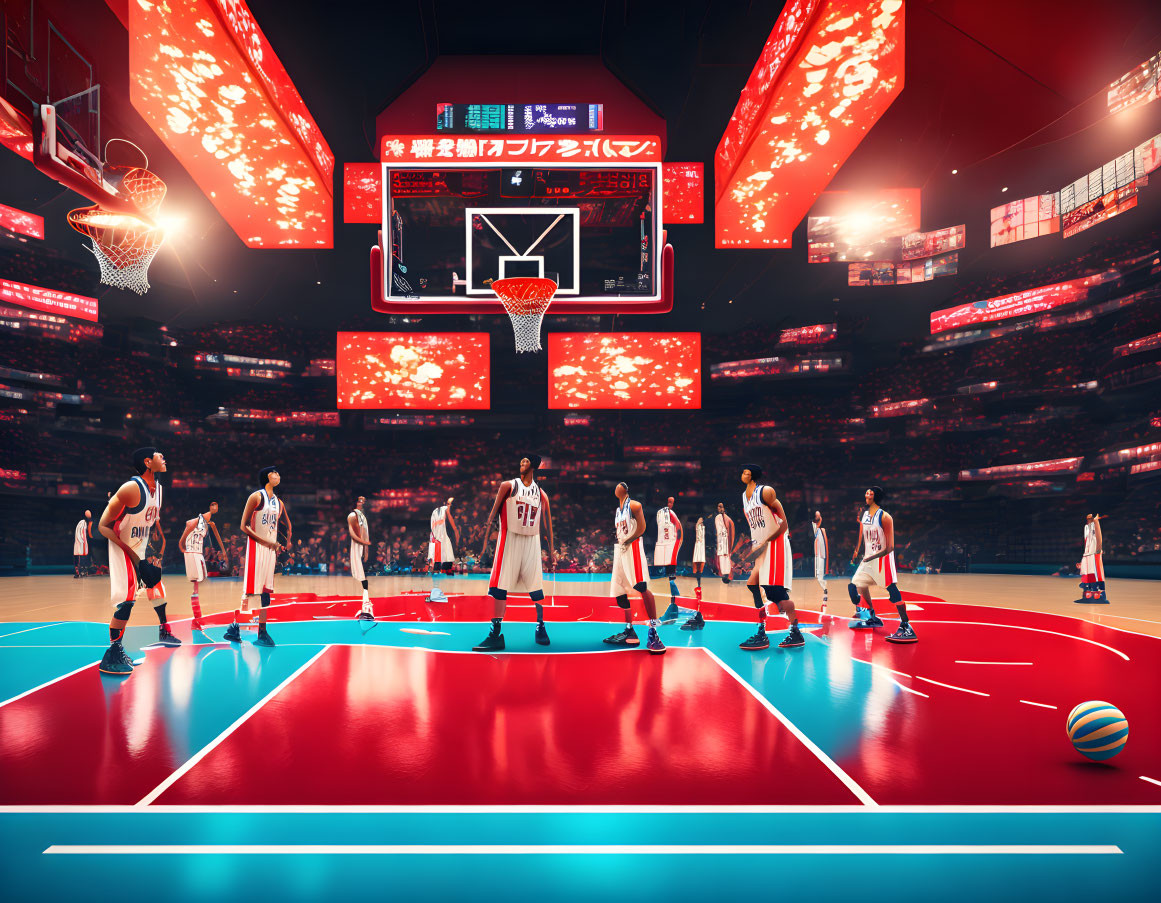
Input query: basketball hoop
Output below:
<box><xmin>492</xmin><ymin>277</ymin><xmax>557</xmax><ymax>352</ymax></box>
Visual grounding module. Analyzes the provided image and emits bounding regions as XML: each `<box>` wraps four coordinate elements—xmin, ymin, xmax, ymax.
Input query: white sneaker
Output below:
<box><xmin>427</xmin><ymin>588</ymin><xmax>448</xmax><ymax>603</ymax></box>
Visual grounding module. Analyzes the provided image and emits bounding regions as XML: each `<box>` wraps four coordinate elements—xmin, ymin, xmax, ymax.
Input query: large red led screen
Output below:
<box><xmin>337</xmin><ymin>333</ymin><xmax>489</xmax><ymax>409</ymax></box>
<box><xmin>929</xmin><ymin>276</ymin><xmax>1100</xmax><ymax>334</ymax></box>
<box><xmin>548</xmin><ymin>333</ymin><xmax>701</xmax><ymax>409</ymax></box>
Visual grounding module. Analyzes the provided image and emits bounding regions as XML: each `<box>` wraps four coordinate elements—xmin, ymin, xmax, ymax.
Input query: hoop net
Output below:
<box><xmin>67</xmin><ymin>207</ymin><xmax>164</xmax><ymax>295</ymax></box>
<box><xmin>492</xmin><ymin>277</ymin><xmax>557</xmax><ymax>352</ymax></box>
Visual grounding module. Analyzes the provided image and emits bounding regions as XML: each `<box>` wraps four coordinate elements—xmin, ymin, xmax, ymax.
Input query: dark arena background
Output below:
<box><xmin>1</xmin><ymin>1</ymin><xmax>1160</xmax><ymax>899</ymax></box>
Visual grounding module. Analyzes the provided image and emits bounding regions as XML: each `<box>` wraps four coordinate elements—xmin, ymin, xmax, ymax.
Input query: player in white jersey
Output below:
<box><xmin>714</xmin><ymin>502</ymin><xmax>736</xmax><ymax>584</ymax></box>
<box><xmin>849</xmin><ymin>486</ymin><xmax>915</xmax><ymax>643</ymax></box>
<box><xmin>692</xmin><ymin>517</ymin><xmax>706</xmax><ymax>583</ymax></box>
<box><xmin>178</xmin><ymin>501</ymin><xmax>225</xmax><ymax>631</ymax></box>
<box><xmin>475</xmin><ymin>454</ymin><xmax>555</xmax><ymax>652</ymax></box>
<box><xmin>603</xmin><ymin>482</ymin><xmax>665</xmax><ymax>653</ymax></box>
<box><xmin>738</xmin><ymin>464</ymin><xmax>803</xmax><ymax>651</ymax></box>
<box><xmin>347</xmin><ymin>495</ymin><xmax>374</xmax><ymax>619</ymax></box>
<box><xmin>73</xmin><ymin>510</ymin><xmax>92</xmax><ymax>577</ymax></box>
<box><xmin>96</xmin><ymin>447</ymin><xmax>178</xmax><ymax>675</ymax></box>
<box><xmin>812</xmin><ymin>511</ymin><xmax>828</xmax><ymax>608</ymax></box>
<box><xmin>1075</xmin><ymin>513</ymin><xmax>1108</xmax><ymax>603</ymax></box>
<box><xmin>225</xmin><ymin>466</ymin><xmax>290</xmax><ymax>647</ymax></box>
<box><xmin>427</xmin><ymin>498</ymin><xmax>459</xmax><ymax>603</ymax></box>
<box><xmin>653</xmin><ymin>496</ymin><xmax>684</xmax><ymax>621</ymax></box>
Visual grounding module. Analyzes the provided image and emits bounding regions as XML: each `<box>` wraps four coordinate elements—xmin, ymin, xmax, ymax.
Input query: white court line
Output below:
<box><xmin>897</xmin><ymin>600</ymin><xmax>1161</xmax><ymax>642</ymax></box>
<box><xmin>913</xmin><ymin>621</ymin><xmax>1130</xmax><ymax>661</ymax></box>
<box><xmin>135</xmin><ymin>646</ymin><xmax>331</xmax><ymax>806</ymax></box>
<box><xmin>914</xmin><ymin>676</ymin><xmax>989</xmax><ymax>697</ymax></box>
<box><xmin>41</xmin><ymin>843</ymin><xmax>1122</xmax><ymax>856</ymax></box>
<box><xmin>700</xmin><ymin>647</ymin><xmax>876</xmax><ymax>806</ymax></box>
<box><xmin>1140</xmin><ymin>776</ymin><xmax>1161</xmax><ymax>789</ymax></box>
<box><xmin>955</xmin><ymin>661</ymin><xmax>1033</xmax><ymax>666</ymax></box>
<box><xmin>891</xmin><ymin>681</ymin><xmax>929</xmax><ymax>698</ymax></box>
<box><xmin>1019</xmin><ymin>700</ymin><xmax>1058</xmax><ymax>710</ymax></box>
<box><xmin>0</xmin><ymin>659</ymin><xmax>100</xmax><ymax>709</ymax></box>
<box><xmin>0</xmin><ymin>622</ymin><xmax>65</xmax><ymax>639</ymax></box>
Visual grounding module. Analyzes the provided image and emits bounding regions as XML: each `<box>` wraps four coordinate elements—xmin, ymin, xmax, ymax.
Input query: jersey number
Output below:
<box><xmin>748</xmin><ymin>510</ymin><xmax>766</xmax><ymax>529</ymax></box>
<box><xmin>516</xmin><ymin>503</ymin><xmax>538</xmax><ymax>527</ymax></box>
<box><xmin>261</xmin><ymin>511</ymin><xmax>277</xmax><ymax>527</ymax></box>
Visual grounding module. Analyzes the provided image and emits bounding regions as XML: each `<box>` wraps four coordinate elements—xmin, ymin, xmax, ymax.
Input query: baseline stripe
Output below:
<box><xmin>0</xmin><ymin>659</ymin><xmax>100</xmax><ymax>709</ymax></box>
<box><xmin>42</xmin><ymin>844</ymin><xmax>1123</xmax><ymax>856</ymax></box>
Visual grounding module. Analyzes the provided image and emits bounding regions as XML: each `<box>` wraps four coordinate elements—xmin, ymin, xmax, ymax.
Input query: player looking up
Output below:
<box><xmin>225</xmin><ymin>466</ymin><xmax>289</xmax><ymax>647</ymax></box>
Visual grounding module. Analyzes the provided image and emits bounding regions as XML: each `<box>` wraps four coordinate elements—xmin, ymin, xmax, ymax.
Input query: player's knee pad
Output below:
<box><xmin>529</xmin><ymin>590</ymin><xmax>544</xmax><ymax>602</ymax></box>
<box><xmin>847</xmin><ymin>583</ymin><xmax>860</xmax><ymax>605</ymax></box>
<box><xmin>764</xmin><ymin>585</ymin><xmax>789</xmax><ymax>604</ymax></box>
<box><xmin>260</xmin><ymin>591</ymin><xmax>271</xmax><ymax>608</ymax></box>
<box><xmin>616</xmin><ymin>594</ymin><xmax>631</xmax><ymax>610</ymax></box>
<box><xmin>488</xmin><ymin>587</ymin><xmax>507</xmax><ymax>601</ymax></box>
<box><xmin>113</xmin><ymin>600</ymin><xmax>134</xmax><ymax>620</ymax></box>
<box><xmin>748</xmin><ymin>584</ymin><xmax>764</xmax><ymax>608</ymax></box>
<box><xmin>887</xmin><ymin>583</ymin><xmax>902</xmax><ymax>604</ymax></box>
<box><xmin>632</xmin><ymin>581</ymin><xmax>648</xmax><ymax>594</ymax></box>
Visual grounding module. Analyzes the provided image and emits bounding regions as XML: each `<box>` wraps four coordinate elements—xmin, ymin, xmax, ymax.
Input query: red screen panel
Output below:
<box><xmin>0</xmin><ymin>203</ymin><xmax>44</xmax><ymax>239</ymax></box>
<box><xmin>337</xmin><ymin>333</ymin><xmax>489</xmax><ymax>409</ymax></box>
<box><xmin>0</xmin><ymin>279</ymin><xmax>97</xmax><ymax>322</ymax></box>
<box><xmin>929</xmin><ymin>276</ymin><xmax>1099</xmax><ymax>334</ymax></box>
<box><xmin>343</xmin><ymin>163</ymin><xmax>381</xmax><ymax>223</ymax></box>
<box><xmin>663</xmin><ymin>162</ymin><xmax>704</xmax><ymax>223</ymax></box>
<box><xmin>548</xmin><ymin>333</ymin><xmax>701</xmax><ymax>409</ymax></box>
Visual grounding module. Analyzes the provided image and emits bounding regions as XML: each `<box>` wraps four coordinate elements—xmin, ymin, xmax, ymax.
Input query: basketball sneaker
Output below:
<box><xmin>646</xmin><ymin>627</ymin><xmax>666</xmax><ymax>655</ymax></box>
<box><xmin>157</xmin><ymin>625</ymin><xmax>181</xmax><ymax>647</ymax></box>
<box><xmin>427</xmin><ymin>588</ymin><xmax>448</xmax><ymax>603</ymax></box>
<box><xmin>885</xmin><ymin>624</ymin><xmax>918</xmax><ymax>644</ymax></box>
<box><xmin>254</xmin><ymin>626</ymin><xmax>275</xmax><ymax>647</ymax></box>
<box><xmin>98</xmin><ymin>641</ymin><xmax>134</xmax><ymax>676</ymax></box>
<box><xmin>473</xmin><ymin>623</ymin><xmax>505</xmax><ymax>652</ymax></box>
<box><xmin>603</xmin><ymin>627</ymin><xmax>640</xmax><ymax>646</ymax></box>
<box><xmin>680</xmin><ymin>611</ymin><xmax>705</xmax><ymax>630</ymax></box>
<box><xmin>223</xmin><ymin>621</ymin><xmax>241</xmax><ymax>642</ymax></box>
<box><xmin>739</xmin><ymin>625</ymin><xmax>769</xmax><ymax>650</ymax></box>
<box><xmin>535</xmin><ymin>622</ymin><xmax>551</xmax><ymax>646</ymax></box>
<box><xmin>659</xmin><ymin>601</ymin><xmax>681</xmax><ymax>623</ymax></box>
<box><xmin>863</xmin><ymin>612</ymin><xmax>884</xmax><ymax>627</ymax></box>
<box><xmin>778</xmin><ymin>626</ymin><xmax>805</xmax><ymax>648</ymax></box>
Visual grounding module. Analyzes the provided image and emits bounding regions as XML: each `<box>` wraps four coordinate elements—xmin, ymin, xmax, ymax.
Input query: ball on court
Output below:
<box><xmin>1066</xmin><ymin>701</ymin><xmax>1128</xmax><ymax>761</ymax></box>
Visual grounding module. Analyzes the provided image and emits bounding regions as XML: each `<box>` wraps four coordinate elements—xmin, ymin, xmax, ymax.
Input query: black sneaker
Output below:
<box><xmin>646</xmin><ymin>627</ymin><xmax>666</xmax><ymax>655</ymax></box>
<box><xmin>223</xmin><ymin>621</ymin><xmax>241</xmax><ymax>643</ymax></box>
<box><xmin>357</xmin><ymin>610</ymin><xmax>375</xmax><ymax>621</ymax></box>
<box><xmin>680</xmin><ymin>612</ymin><xmax>705</xmax><ymax>631</ymax></box>
<box><xmin>534</xmin><ymin>622</ymin><xmax>550</xmax><ymax>646</ymax></box>
<box><xmin>157</xmin><ymin>625</ymin><xmax>181</xmax><ymax>647</ymax></box>
<box><xmin>864</xmin><ymin>613</ymin><xmax>885</xmax><ymax>627</ymax></box>
<box><xmin>778</xmin><ymin>627</ymin><xmax>805</xmax><ymax>649</ymax></box>
<box><xmin>885</xmin><ymin>624</ymin><xmax>918</xmax><ymax>644</ymax></box>
<box><xmin>98</xmin><ymin>641</ymin><xmax>133</xmax><ymax>676</ymax></box>
<box><xmin>739</xmin><ymin>626</ymin><xmax>769</xmax><ymax>651</ymax></box>
<box><xmin>659</xmin><ymin>601</ymin><xmax>681</xmax><ymax>624</ymax></box>
<box><xmin>473</xmin><ymin>632</ymin><xmax>505</xmax><ymax>652</ymax></box>
<box><xmin>603</xmin><ymin>627</ymin><xmax>640</xmax><ymax>646</ymax></box>
<box><xmin>254</xmin><ymin>627</ymin><xmax>275</xmax><ymax>647</ymax></box>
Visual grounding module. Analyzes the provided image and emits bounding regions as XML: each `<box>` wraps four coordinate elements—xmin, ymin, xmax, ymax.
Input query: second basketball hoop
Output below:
<box><xmin>492</xmin><ymin>277</ymin><xmax>557</xmax><ymax>352</ymax></box>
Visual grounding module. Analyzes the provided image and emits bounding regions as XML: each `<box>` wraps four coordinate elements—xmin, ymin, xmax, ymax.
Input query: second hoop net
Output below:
<box><xmin>492</xmin><ymin>277</ymin><xmax>558</xmax><ymax>353</ymax></box>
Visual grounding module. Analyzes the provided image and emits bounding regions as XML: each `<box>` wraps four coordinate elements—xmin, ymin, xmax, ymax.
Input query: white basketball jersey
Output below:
<box><xmin>656</xmin><ymin>507</ymin><xmax>677</xmax><ymax>544</ymax></box>
<box><xmin>504</xmin><ymin>479</ymin><xmax>542</xmax><ymax>536</ymax></box>
<box><xmin>1083</xmin><ymin>522</ymin><xmax>1098</xmax><ymax>556</ymax></box>
<box><xmin>185</xmin><ymin>514</ymin><xmax>208</xmax><ymax>554</ymax></box>
<box><xmin>695</xmin><ymin>522</ymin><xmax>705</xmax><ymax>546</ymax></box>
<box><xmin>352</xmin><ymin>509</ymin><xmax>368</xmax><ymax>541</ymax></box>
<box><xmin>861</xmin><ymin>508</ymin><xmax>888</xmax><ymax>556</ymax></box>
<box><xmin>715</xmin><ymin>513</ymin><xmax>730</xmax><ymax>548</ymax></box>
<box><xmin>615</xmin><ymin>498</ymin><xmax>637</xmax><ymax>542</ymax></box>
<box><xmin>115</xmin><ymin>476</ymin><xmax>162</xmax><ymax>556</ymax></box>
<box><xmin>813</xmin><ymin>523</ymin><xmax>826</xmax><ymax>556</ymax></box>
<box><xmin>251</xmin><ymin>489</ymin><xmax>281</xmax><ymax>542</ymax></box>
<box><xmin>75</xmin><ymin>519</ymin><xmax>87</xmax><ymax>544</ymax></box>
<box><xmin>743</xmin><ymin>485</ymin><xmax>779</xmax><ymax>545</ymax></box>
<box><xmin>430</xmin><ymin>506</ymin><xmax>449</xmax><ymax>544</ymax></box>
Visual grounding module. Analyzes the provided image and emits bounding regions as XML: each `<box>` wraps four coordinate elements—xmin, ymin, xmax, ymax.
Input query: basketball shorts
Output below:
<box><xmin>108</xmin><ymin>543</ymin><xmax>144</xmax><ymax>604</ymax></box>
<box><xmin>184</xmin><ymin>551</ymin><xmax>207</xmax><ymax>582</ymax></box>
<box><xmin>756</xmin><ymin>535</ymin><xmax>793</xmax><ymax>591</ymax></box>
<box><xmin>612</xmin><ymin>538</ymin><xmax>648</xmax><ymax>596</ymax></box>
<box><xmin>243</xmin><ymin>537</ymin><xmax>277</xmax><ymax>595</ymax></box>
<box><xmin>692</xmin><ymin>541</ymin><xmax>705</xmax><ymax>564</ymax></box>
<box><xmin>853</xmin><ymin>552</ymin><xmax>897</xmax><ymax>588</ymax></box>
<box><xmin>489</xmin><ymin>532</ymin><xmax>543</xmax><ymax>595</ymax></box>
<box><xmin>717</xmin><ymin>553</ymin><xmax>732</xmax><ymax>575</ymax></box>
<box><xmin>814</xmin><ymin>554</ymin><xmax>826</xmax><ymax>581</ymax></box>
<box><xmin>1080</xmin><ymin>552</ymin><xmax>1104</xmax><ymax>582</ymax></box>
<box><xmin>73</xmin><ymin>537</ymin><xmax>88</xmax><ymax>556</ymax></box>
<box><xmin>350</xmin><ymin>541</ymin><xmax>365</xmax><ymax>582</ymax></box>
<box><xmin>428</xmin><ymin>538</ymin><xmax>454</xmax><ymax>563</ymax></box>
<box><xmin>653</xmin><ymin>541</ymin><xmax>678</xmax><ymax>567</ymax></box>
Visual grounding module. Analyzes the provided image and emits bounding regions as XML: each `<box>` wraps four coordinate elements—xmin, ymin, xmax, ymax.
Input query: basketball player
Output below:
<box><xmin>73</xmin><ymin>510</ymin><xmax>92</xmax><ymax>577</ymax></box>
<box><xmin>603</xmin><ymin>482</ymin><xmax>665</xmax><ymax>653</ymax></box>
<box><xmin>739</xmin><ymin>465</ymin><xmax>803</xmax><ymax>651</ymax></box>
<box><xmin>178</xmin><ymin>501</ymin><xmax>225</xmax><ymax>631</ymax></box>
<box><xmin>654</xmin><ymin>496</ymin><xmax>683</xmax><ymax>622</ymax></box>
<box><xmin>714</xmin><ymin>501</ymin><xmax>735</xmax><ymax>583</ymax></box>
<box><xmin>347</xmin><ymin>495</ymin><xmax>374</xmax><ymax>619</ymax></box>
<box><xmin>681</xmin><ymin>515</ymin><xmax>710</xmax><ymax>631</ymax></box>
<box><xmin>427</xmin><ymin>497</ymin><xmax>459</xmax><ymax>602</ymax></box>
<box><xmin>813</xmin><ymin>510</ymin><xmax>828</xmax><ymax>608</ymax></box>
<box><xmin>1075</xmin><ymin>513</ymin><xmax>1107</xmax><ymax>603</ymax></box>
<box><xmin>849</xmin><ymin>486</ymin><xmax>916</xmax><ymax>643</ymax></box>
<box><xmin>224</xmin><ymin>467</ymin><xmax>289</xmax><ymax>646</ymax></box>
<box><xmin>96</xmin><ymin>447</ymin><xmax>177</xmax><ymax>676</ymax></box>
<box><xmin>475</xmin><ymin>454</ymin><xmax>555</xmax><ymax>652</ymax></box>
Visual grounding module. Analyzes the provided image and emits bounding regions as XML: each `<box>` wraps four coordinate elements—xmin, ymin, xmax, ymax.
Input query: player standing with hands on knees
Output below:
<box><xmin>97</xmin><ymin>447</ymin><xmax>176</xmax><ymax>676</ymax></box>
<box><xmin>848</xmin><ymin>486</ymin><xmax>916</xmax><ymax>643</ymax></box>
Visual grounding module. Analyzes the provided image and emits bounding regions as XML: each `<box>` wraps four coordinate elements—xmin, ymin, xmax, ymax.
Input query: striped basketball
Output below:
<box><xmin>1066</xmin><ymin>701</ymin><xmax>1129</xmax><ymax>761</ymax></box>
